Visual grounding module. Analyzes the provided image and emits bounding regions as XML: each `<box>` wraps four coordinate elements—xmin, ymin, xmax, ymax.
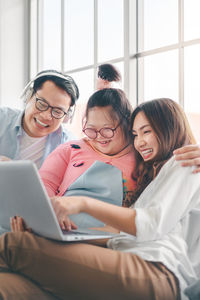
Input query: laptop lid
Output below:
<box><xmin>0</xmin><ymin>161</ymin><xmax>116</xmax><ymax>241</ymax></box>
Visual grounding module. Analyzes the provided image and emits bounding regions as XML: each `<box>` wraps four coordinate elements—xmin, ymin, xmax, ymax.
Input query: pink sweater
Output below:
<box><xmin>39</xmin><ymin>139</ymin><xmax>136</xmax><ymax>202</ymax></box>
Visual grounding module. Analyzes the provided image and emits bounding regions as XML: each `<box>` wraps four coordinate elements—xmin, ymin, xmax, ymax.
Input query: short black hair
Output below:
<box><xmin>33</xmin><ymin>70</ymin><xmax>79</xmax><ymax>106</ymax></box>
<box><xmin>97</xmin><ymin>64</ymin><xmax>121</xmax><ymax>82</ymax></box>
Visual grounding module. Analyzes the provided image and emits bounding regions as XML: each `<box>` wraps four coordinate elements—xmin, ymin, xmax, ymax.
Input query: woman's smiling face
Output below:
<box><xmin>132</xmin><ymin>111</ymin><xmax>159</xmax><ymax>161</ymax></box>
<box><xmin>84</xmin><ymin>106</ymin><xmax>127</xmax><ymax>156</ymax></box>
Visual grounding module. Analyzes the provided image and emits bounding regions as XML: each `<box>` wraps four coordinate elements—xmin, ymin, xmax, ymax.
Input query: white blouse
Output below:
<box><xmin>108</xmin><ymin>156</ymin><xmax>200</xmax><ymax>300</ymax></box>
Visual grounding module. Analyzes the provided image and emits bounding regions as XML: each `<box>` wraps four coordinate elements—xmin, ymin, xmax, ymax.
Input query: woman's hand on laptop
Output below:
<box><xmin>0</xmin><ymin>155</ymin><xmax>11</xmax><ymax>162</ymax></box>
<box><xmin>51</xmin><ymin>197</ymin><xmax>78</xmax><ymax>231</ymax></box>
<box><xmin>10</xmin><ymin>216</ymin><xmax>32</xmax><ymax>232</ymax></box>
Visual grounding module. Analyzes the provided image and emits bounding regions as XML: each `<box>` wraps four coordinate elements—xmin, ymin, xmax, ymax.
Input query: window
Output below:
<box><xmin>98</xmin><ymin>0</ymin><xmax>124</xmax><ymax>62</ymax></box>
<box><xmin>30</xmin><ymin>0</ymin><xmax>128</xmax><ymax>137</ymax></box>
<box><xmin>64</xmin><ymin>0</ymin><xmax>94</xmax><ymax>70</ymax></box>
<box><xmin>0</xmin><ymin>0</ymin><xmax>27</xmax><ymax>109</ymax></box>
<box><xmin>30</xmin><ymin>0</ymin><xmax>200</xmax><ymax>140</ymax></box>
<box><xmin>138</xmin><ymin>50</ymin><xmax>179</xmax><ymax>102</ymax></box>
<box><xmin>184</xmin><ymin>45</ymin><xmax>200</xmax><ymax>141</ymax></box>
<box><xmin>136</xmin><ymin>0</ymin><xmax>200</xmax><ymax>141</ymax></box>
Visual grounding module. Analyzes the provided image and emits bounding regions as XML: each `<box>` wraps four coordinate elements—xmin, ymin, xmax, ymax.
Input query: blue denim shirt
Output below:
<box><xmin>0</xmin><ymin>107</ymin><xmax>76</xmax><ymax>165</ymax></box>
<box><xmin>0</xmin><ymin>107</ymin><xmax>76</xmax><ymax>235</ymax></box>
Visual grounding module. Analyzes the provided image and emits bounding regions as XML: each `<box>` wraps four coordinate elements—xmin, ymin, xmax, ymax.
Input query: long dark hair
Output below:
<box><xmin>83</xmin><ymin>88</ymin><xmax>133</xmax><ymax>142</ymax></box>
<box><xmin>130</xmin><ymin>98</ymin><xmax>196</xmax><ymax>204</ymax></box>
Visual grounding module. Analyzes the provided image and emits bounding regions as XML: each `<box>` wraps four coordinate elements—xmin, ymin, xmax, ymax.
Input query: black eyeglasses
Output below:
<box><xmin>82</xmin><ymin>123</ymin><xmax>121</xmax><ymax>139</ymax></box>
<box><xmin>34</xmin><ymin>95</ymin><xmax>69</xmax><ymax>119</ymax></box>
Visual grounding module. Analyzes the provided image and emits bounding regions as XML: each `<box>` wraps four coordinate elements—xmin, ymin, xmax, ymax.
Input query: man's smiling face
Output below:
<box><xmin>23</xmin><ymin>80</ymin><xmax>71</xmax><ymax>137</ymax></box>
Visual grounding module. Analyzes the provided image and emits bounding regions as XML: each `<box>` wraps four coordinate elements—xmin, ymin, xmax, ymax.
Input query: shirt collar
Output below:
<box><xmin>11</xmin><ymin>110</ymin><xmax>24</xmax><ymax>136</ymax></box>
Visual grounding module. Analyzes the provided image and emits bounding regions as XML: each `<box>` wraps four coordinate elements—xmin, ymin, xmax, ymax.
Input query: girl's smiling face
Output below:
<box><xmin>132</xmin><ymin>111</ymin><xmax>159</xmax><ymax>161</ymax></box>
<box><xmin>84</xmin><ymin>106</ymin><xmax>127</xmax><ymax>156</ymax></box>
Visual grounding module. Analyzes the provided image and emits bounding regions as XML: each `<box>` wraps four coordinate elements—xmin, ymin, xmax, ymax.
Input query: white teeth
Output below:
<box><xmin>142</xmin><ymin>149</ymin><xmax>153</xmax><ymax>155</ymax></box>
<box><xmin>99</xmin><ymin>141</ymin><xmax>109</xmax><ymax>144</ymax></box>
<box><xmin>36</xmin><ymin>118</ymin><xmax>48</xmax><ymax>127</ymax></box>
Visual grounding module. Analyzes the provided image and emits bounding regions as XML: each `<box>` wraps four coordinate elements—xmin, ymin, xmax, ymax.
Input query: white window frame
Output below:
<box><xmin>133</xmin><ymin>0</ymin><xmax>200</xmax><ymax>109</ymax></box>
<box><xmin>29</xmin><ymin>0</ymin><xmax>137</xmax><ymax>105</ymax></box>
<box><xmin>29</xmin><ymin>0</ymin><xmax>200</xmax><ymax>113</ymax></box>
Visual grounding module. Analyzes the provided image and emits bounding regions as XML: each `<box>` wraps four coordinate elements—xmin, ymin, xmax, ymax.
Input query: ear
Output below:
<box><xmin>24</xmin><ymin>88</ymin><xmax>34</xmax><ymax>104</ymax></box>
<box><xmin>63</xmin><ymin>106</ymin><xmax>75</xmax><ymax>124</ymax></box>
<box><xmin>63</xmin><ymin>114</ymin><xmax>70</xmax><ymax>123</ymax></box>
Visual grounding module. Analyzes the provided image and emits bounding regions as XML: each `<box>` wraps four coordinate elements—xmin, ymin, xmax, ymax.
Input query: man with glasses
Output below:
<box><xmin>0</xmin><ymin>70</ymin><xmax>79</xmax><ymax>168</ymax></box>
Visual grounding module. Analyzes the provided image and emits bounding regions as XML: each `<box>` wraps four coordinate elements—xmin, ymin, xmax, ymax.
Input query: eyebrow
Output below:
<box><xmin>132</xmin><ymin>124</ymin><xmax>151</xmax><ymax>132</ymax></box>
<box><xmin>36</xmin><ymin>94</ymin><xmax>66</xmax><ymax>111</ymax></box>
<box><xmin>86</xmin><ymin>123</ymin><xmax>115</xmax><ymax>128</ymax></box>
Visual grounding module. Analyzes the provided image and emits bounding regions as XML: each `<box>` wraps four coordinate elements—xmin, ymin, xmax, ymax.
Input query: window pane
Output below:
<box><xmin>64</xmin><ymin>0</ymin><xmax>94</xmax><ymax>70</ymax></box>
<box><xmin>42</xmin><ymin>0</ymin><xmax>61</xmax><ymax>70</ymax></box>
<box><xmin>67</xmin><ymin>69</ymin><xmax>94</xmax><ymax>138</ymax></box>
<box><xmin>184</xmin><ymin>0</ymin><xmax>200</xmax><ymax>41</ymax></box>
<box><xmin>139</xmin><ymin>0</ymin><xmax>178</xmax><ymax>51</ymax></box>
<box><xmin>139</xmin><ymin>50</ymin><xmax>178</xmax><ymax>102</ymax></box>
<box><xmin>0</xmin><ymin>0</ymin><xmax>25</xmax><ymax>109</ymax></box>
<box><xmin>30</xmin><ymin>0</ymin><xmax>37</xmax><ymax>78</ymax></box>
<box><xmin>184</xmin><ymin>45</ymin><xmax>200</xmax><ymax>141</ymax></box>
<box><xmin>98</xmin><ymin>0</ymin><xmax>123</xmax><ymax>62</ymax></box>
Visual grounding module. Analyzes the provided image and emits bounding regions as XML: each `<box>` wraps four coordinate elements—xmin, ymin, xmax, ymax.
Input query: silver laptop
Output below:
<box><xmin>0</xmin><ymin>161</ymin><xmax>117</xmax><ymax>241</ymax></box>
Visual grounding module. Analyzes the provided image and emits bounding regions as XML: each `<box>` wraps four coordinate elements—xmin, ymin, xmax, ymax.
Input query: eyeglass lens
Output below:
<box><xmin>35</xmin><ymin>98</ymin><xmax>66</xmax><ymax>119</ymax></box>
<box><xmin>83</xmin><ymin>127</ymin><xmax>115</xmax><ymax>139</ymax></box>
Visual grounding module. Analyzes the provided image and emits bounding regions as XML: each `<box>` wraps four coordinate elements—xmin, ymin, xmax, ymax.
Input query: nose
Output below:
<box><xmin>96</xmin><ymin>131</ymin><xmax>102</xmax><ymax>139</ymax></box>
<box><xmin>135</xmin><ymin>135</ymin><xmax>146</xmax><ymax>149</ymax></box>
<box><xmin>39</xmin><ymin>109</ymin><xmax>52</xmax><ymax>120</ymax></box>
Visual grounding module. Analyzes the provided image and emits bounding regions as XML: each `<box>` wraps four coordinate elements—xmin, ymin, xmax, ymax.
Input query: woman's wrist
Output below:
<box><xmin>82</xmin><ymin>196</ymin><xmax>90</xmax><ymax>213</ymax></box>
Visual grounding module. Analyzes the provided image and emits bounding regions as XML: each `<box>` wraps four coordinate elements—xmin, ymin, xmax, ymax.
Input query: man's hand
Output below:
<box><xmin>174</xmin><ymin>144</ymin><xmax>200</xmax><ymax>173</ymax></box>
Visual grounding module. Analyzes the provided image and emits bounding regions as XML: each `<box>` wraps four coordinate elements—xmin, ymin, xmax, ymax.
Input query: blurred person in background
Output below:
<box><xmin>96</xmin><ymin>63</ymin><xmax>122</xmax><ymax>90</ymax></box>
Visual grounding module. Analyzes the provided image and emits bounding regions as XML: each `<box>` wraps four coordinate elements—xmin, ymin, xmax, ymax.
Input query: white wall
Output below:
<box><xmin>0</xmin><ymin>0</ymin><xmax>29</xmax><ymax>109</ymax></box>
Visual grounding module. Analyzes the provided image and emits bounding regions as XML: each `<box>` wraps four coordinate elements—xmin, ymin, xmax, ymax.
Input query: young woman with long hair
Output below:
<box><xmin>0</xmin><ymin>98</ymin><xmax>199</xmax><ymax>300</ymax></box>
